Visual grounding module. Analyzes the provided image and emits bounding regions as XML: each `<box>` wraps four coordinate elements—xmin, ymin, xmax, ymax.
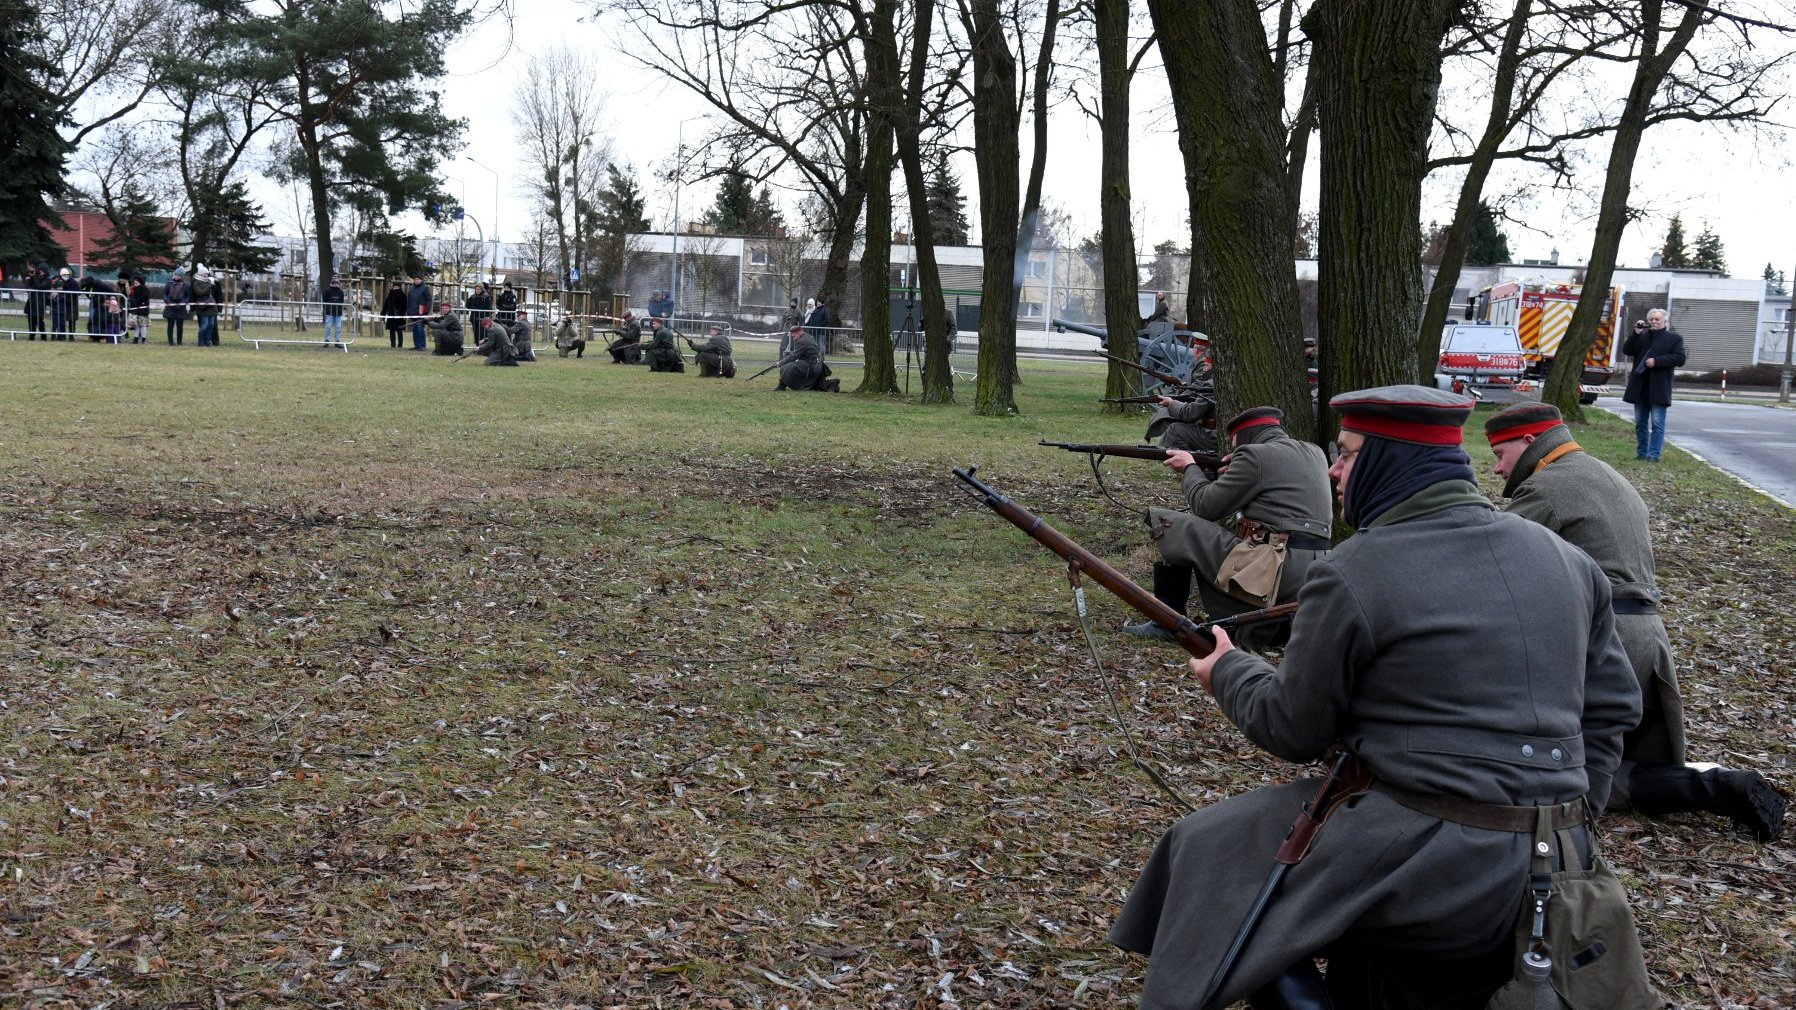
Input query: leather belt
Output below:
<box><xmin>1373</xmin><ymin>781</ymin><xmax>1587</xmax><ymax>832</ymax></box>
<box><xmin>1611</xmin><ymin>598</ymin><xmax>1658</xmax><ymax>615</ymax></box>
<box><xmin>1234</xmin><ymin>517</ymin><xmax>1331</xmax><ymax>552</ymax></box>
<box><xmin>1284</xmin><ymin>533</ymin><xmax>1332</xmax><ymax>551</ymax></box>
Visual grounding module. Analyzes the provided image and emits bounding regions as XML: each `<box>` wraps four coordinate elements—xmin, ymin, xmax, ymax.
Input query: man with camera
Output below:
<box><xmin>1621</xmin><ymin>308</ymin><xmax>1686</xmax><ymax>462</ymax></box>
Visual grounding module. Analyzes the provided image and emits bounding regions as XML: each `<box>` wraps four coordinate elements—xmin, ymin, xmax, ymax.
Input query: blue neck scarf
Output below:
<box><xmin>1343</xmin><ymin>437</ymin><xmax>1477</xmax><ymax>528</ymax></box>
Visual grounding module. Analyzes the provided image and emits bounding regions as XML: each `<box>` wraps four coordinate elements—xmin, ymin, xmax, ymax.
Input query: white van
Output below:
<box><xmin>1435</xmin><ymin>323</ymin><xmax>1527</xmax><ymax>395</ymax></box>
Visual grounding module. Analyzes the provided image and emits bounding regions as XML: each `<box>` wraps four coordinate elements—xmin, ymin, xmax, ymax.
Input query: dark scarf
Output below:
<box><xmin>1344</xmin><ymin>437</ymin><xmax>1477</xmax><ymax>528</ymax></box>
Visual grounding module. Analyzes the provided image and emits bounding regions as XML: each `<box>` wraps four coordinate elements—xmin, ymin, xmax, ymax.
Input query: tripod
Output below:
<box><xmin>900</xmin><ymin>303</ymin><xmax>920</xmax><ymax>396</ymax></box>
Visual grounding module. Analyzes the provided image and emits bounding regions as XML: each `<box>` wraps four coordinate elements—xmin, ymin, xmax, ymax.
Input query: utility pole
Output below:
<box><xmin>1781</xmin><ymin>266</ymin><xmax>1793</xmax><ymax>403</ymax></box>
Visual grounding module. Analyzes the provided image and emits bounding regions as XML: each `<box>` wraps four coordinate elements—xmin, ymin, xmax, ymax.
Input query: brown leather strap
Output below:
<box><xmin>1373</xmin><ymin>781</ymin><xmax>1586</xmax><ymax>833</ymax></box>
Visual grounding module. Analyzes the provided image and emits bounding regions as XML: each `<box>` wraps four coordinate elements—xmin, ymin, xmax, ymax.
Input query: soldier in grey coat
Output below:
<box><xmin>1125</xmin><ymin>406</ymin><xmax>1332</xmax><ymax>649</ymax></box>
<box><xmin>1112</xmin><ymin>385</ymin><xmax>1645</xmax><ymax>1009</ymax></box>
<box><xmin>607</xmin><ymin>311</ymin><xmax>644</xmax><ymax>364</ymax></box>
<box><xmin>684</xmin><ymin>325</ymin><xmax>736</xmax><ymax>377</ymax></box>
<box><xmin>1145</xmin><ymin>349</ymin><xmax>1218</xmax><ymax>454</ymax></box>
<box><xmin>426</xmin><ymin>301</ymin><xmax>464</xmax><ymax>356</ymax></box>
<box><xmin>774</xmin><ymin>325</ymin><xmax>828</xmax><ymax>391</ymax></box>
<box><xmin>509</xmin><ymin>310</ymin><xmax>536</xmax><ymax>362</ymax></box>
<box><xmin>1487</xmin><ymin>402</ymin><xmax>1784</xmax><ymax>841</ymax></box>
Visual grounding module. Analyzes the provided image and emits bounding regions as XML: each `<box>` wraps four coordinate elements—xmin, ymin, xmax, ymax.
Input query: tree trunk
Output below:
<box><xmin>1305</xmin><ymin>0</ymin><xmax>1457</xmax><ymax>437</ymax></box>
<box><xmin>1007</xmin><ymin>0</ymin><xmax>1061</xmax><ymax>390</ymax></box>
<box><xmin>1543</xmin><ymin>0</ymin><xmax>1703</xmax><ymax>417</ymax></box>
<box><xmin>1416</xmin><ymin>0</ymin><xmax>1532</xmax><ymax>378</ymax></box>
<box><xmin>817</xmin><ymin>176</ymin><xmax>866</xmax><ymax>354</ymax></box>
<box><xmin>1096</xmin><ymin>0</ymin><xmax>1141</xmax><ymax>409</ymax></box>
<box><xmin>1147</xmin><ymin>0</ymin><xmax>1314</xmax><ymax>438</ymax></box>
<box><xmin>898</xmin><ymin>0</ymin><xmax>953</xmax><ymax>403</ymax></box>
<box><xmin>855</xmin><ymin>0</ymin><xmax>901</xmax><ymax>395</ymax></box>
<box><xmin>968</xmin><ymin>0</ymin><xmax>1021</xmax><ymax>417</ymax></box>
<box><xmin>300</xmin><ymin>132</ymin><xmax>335</xmax><ymax>284</ymax></box>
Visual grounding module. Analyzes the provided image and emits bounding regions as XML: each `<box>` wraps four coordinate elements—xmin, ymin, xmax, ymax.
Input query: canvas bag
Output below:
<box><xmin>1484</xmin><ymin>807</ymin><xmax>1659</xmax><ymax>1010</ymax></box>
<box><xmin>1214</xmin><ymin>535</ymin><xmax>1285</xmax><ymax>608</ymax></box>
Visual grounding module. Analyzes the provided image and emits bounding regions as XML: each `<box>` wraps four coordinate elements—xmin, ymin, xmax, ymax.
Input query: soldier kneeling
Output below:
<box><xmin>555</xmin><ymin>317</ymin><xmax>586</xmax><ymax>358</ymax></box>
<box><xmin>469</xmin><ymin>316</ymin><xmax>519</xmax><ymax>366</ymax></box>
<box><xmin>510</xmin><ymin>310</ymin><xmax>537</xmax><ymax>362</ymax></box>
<box><xmin>427</xmin><ymin>302</ymin><xmax>464</xmax><ymax>356</ymax></box>
<box><xmin>684</xmin><ymin>324</ymin><xmax>736</xmax><ymax>377</ymax></box>
<box><xmin>645</xmin><ymin>317</ymin><xmax>686</xmax><ymax>373</ymax></box>
<box><xmin>607</xmin><ymin>311</ymin><xmax>643</xmax><ymax>364</ymax></box>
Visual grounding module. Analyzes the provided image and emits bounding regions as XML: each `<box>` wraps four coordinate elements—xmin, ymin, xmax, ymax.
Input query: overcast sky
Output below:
<box><xmin>416</xmin><ymin>0</ymin><xmax>1796</xmax><ymax>280</ymax></box>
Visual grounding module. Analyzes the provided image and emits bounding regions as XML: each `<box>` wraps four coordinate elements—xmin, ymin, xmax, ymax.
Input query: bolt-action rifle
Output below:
<box><xmin>1092</xmin><ymin>349</ymin><xmax>1184</xmax><ymax>388</ymax></box>
<box><xmin>1195</xmin><ymin>601</ymin><xmax>1300</xmax><ymax>634</ymax></box>
<box><xmin>1038</xmin><ymin>440</ymin><xmax>1225</xmax><ymax>473</ymax></box>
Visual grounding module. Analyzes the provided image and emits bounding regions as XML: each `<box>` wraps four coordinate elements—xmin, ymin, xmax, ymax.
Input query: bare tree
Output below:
<box><xmin>512</xmin><ymin>46</ymin><xmax>613</xmax><ymax>288</ymax></box>
<box><xmin>682</xmin><ymin>232</ymin><xmax>737</xmax><ymax>316</ymax></box>
<box><xmin>1543</xmin><ymin>0</ymin><xmax>1787</xmax><ymax>414</ymax></box>
<box><xmin>30</xmin><ymin>0</ymin><xmax>178</xmax><ymax>145</ymax></box>
<box><xmin>603</xmin><ymin>0</ymin><xmax>871</xmax><ymax>330</ymax></box>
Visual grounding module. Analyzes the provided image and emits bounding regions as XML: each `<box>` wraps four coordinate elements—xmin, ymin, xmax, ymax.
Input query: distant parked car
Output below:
<box><xmin>1435</xmin><ymin>323</ymin><xmax>1527</xmax><ymax>396</ymax></box>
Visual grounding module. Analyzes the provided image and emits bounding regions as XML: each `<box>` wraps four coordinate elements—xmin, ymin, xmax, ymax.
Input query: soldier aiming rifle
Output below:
<box><xmin>606</xmin><ymin>310</ymin><xmax>644</xmax><ymax>364</ymax></box>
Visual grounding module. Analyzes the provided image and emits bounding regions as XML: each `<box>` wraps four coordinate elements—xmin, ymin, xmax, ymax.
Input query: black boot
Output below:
<box><xmin>1628</xmin><ymin>762</ymin><xmax>1786</xmax><ymax>842</ymax></box>
<box><xmin>1122</xmin><ymin>563</ymin><xmax>1193</xmax><ymax>642</ymax></box>
<box><xmin>1249</xmin><ymin>960</ymin><xmax>1337</xmax><ymax>1010</ymax></box>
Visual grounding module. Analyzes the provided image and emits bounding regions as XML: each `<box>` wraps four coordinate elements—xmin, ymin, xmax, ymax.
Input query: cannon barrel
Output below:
<box><xmin>1050</xmin><ymin>317</ymin><xmax>1109</xmax><ymax>339</ymax></box>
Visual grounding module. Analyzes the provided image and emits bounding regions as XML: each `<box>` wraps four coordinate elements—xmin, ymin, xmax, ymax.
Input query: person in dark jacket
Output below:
<box><xmin>190</xmin><ymin>265</ymin><xmax>221</xmax><ymax>346</ymax></box>
<box><xmin>647</xmin><ymin>289</ymin><xmax>673</xmax><ymax>320</ymax></box>
<box><xmin>24</xmin><ymin>263</ymin><xmax>51</xmax><ymax>339</ymax></box>
<box><xmin>803</xmin><ymin>295</ymin><xmax>832</xmax><ymax>344</ymax></box>
<box><xmin>83</xmin><ymin>275</ymin><xmax>117</xmax><ymax>337</ymax></box>
<box><xmin>494</xmin><ymin>281</ymin><xmax>518</xmax><ymax>325</ymax></box>
<box><xmin>468</xmin><ymin>315</ymin><xmax>517</xmax><ymax>365</ymax></box>
<box><xmin>774</xmin><ymin>325</ymin><xmax>833</xmax><ymax>391</ymax></box>
<box><xmin>684</xmin><ymin>324</ymin><xmax>735</xmax><ymax>377</ymax></box>
<box><xmin>381</xmin><ymin>281</ymin><xmax>408</xmax><ymax>348</ymax></box>
<box><xmin>465</xmin><ymin>281</ymin><xmax>493</xmax><ymax>335</ymax></box>
<box><xmin>607</xmin><ymin>311</ymin><xmax>644</xmax><ymax>364</ymax></box>
<box><xmin>322</xmin><ymin>274</ymin><xmax>346</xmax><ymax>346</ymax></box>
<box><xmin>51</xmin><ymin>267</ymin><xmax>78</xmax><ymax>339</ymax></box>
<box><xmin>126</xmin><ymin>275</ymin><xmax>151</xmax><ymax>343</ymax></box>
<box><xmin>405</xmin><ymin>273</ymin><xmax>432</xmax><ymax>351</ymax></box>
<box><xmin>1621</xmin><ymin>308</ymin><xmax>1686</xmax><ymax>462</ymax></box>
<box><xmin>426</xmin><ymin>301</ymin><xmax>463</xmax><ymax>356</ymax></box>
<box><xmin>1112</xmin><ymin>385</ymin><xmax>1646</xmax><ymax>1010</ymax></box>
<box><xmin>162</xmin><ymin>268</ymin><xmax>190</xmax><ymax>345</ymax></box>
<box><xmin>509</xmin><ymin>310</ymin><xmax>536</xmax><ymax>362</ymax></box>
<box><xmin>1487</xmin><ymin>402</ymin><xmax>1785</xmax><ymax>842</ymax></box>
<box><xmin>644</xmin><ymin>316</ymin><xmax>685</xmax><ymax>372</ymax></box>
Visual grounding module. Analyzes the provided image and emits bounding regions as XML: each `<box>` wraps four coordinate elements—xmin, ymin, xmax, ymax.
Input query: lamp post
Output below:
<box><xmin>1781</xmin><ymin>264</ymin><xmax>1793</xmax><ymax>404</ymax></box>
<box><xmin>465</xmin><ymin>158</ymin><xmax>502</xmax><ymax>282</ymax></box>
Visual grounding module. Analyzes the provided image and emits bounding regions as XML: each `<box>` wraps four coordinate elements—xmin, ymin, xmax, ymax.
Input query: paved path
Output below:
<box><xmin>1596</xmin><ymin>397</ymin><xmax>1796</xmax><ymax>508</ymax></box>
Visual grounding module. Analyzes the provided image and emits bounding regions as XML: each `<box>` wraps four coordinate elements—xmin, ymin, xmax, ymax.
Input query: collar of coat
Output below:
<box><xmin>1502</xmin><ymin>424</ymin><xmax>1579</xmax><ymax>499</ymax></box>
<box><xmin>1365</xmin><ymin>479</ymin><xmax>1491</xmax><ymax>531</ymax></box>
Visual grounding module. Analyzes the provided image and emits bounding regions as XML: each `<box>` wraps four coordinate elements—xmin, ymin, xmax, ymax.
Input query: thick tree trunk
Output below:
<box><xmin>1007</xmin><ymin>0</ymin><xmax>1061</xmax><ymax>390</ymax></box>
<box><xmin>1096</xmin><ymin>0</ymin><xmax>1141</xmax><ymax>409</ymax></box>
<box><xmin>897</xmin><ymin>0</ymin><xmax>953</xmax><ymax>403</ymax></box>
<box><xmin>969</xmin><ymin>0</ymin><xmax>1021</xmax><ymax>416</ymax></box>
<box><xmin>817</xmin><ymin>177</ymin><xmax>866</xmax><ymax>354</ymax></box>
<box><xmin>1416</xmin><ymin>0</ymin><xmax>1532</xmax><ymax>378</ymax></box>
<box><xmin>300</xmin><ymin>132</ymin><xmax>335</xmax><ymax>284</ymax></box>
<box><xmin>1305</xmin><ymin>0</ymin><xmax>1457</xmax><ymax>437</ymax></box>
<box><xmin>855</xmin><ymin>0</ymin><xmax>901</xmax><ymax>395</ymax></box>
<box><xmin>1543</xmin><ymin>0</ymin><xmax>1702</xmax><ymax>417</ymax></box>
<box><xmin>1147</xmin><ymin>0</ymin><xmax>1313</xmax><ymax>438</ymax></box>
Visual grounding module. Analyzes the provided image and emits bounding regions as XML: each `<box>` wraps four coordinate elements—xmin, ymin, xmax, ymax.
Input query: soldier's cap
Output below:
<box><xmin>1331</xmin><ymin>384</ymin><xmax>1474</xmax><ymax>446</ymax></box>
<box><xmin>1303</xmin><ymin>337</ymin><xmax>1318</xmax><ymax>346</ymax></box>
<box><xmin>622</xmin><ymin>310</ymin><xmax>634</xmax><ymax>318</ymax></box>
<box><xmin>790</xmin><ymin>324</ymin><xmax>804</xmax><ymax>335</ymax></box>
<box><xmin>1226</xmin><ymin>406</ymin><xmax>1284</xmax><ymax>435</ymax></box>
<box><xmin>1484</xmin><ymin>402</ymin><xmax>1564</xmax><ymax>446</ymax></box>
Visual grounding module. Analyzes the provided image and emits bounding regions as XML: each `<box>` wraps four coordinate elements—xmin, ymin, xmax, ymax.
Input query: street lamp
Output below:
<box><xmin>465</xmin><ymin>157</ymin><xmax>502</xmax><ymax>282</ymax></box>
<box><xmin>671</xmin><ymin>115</ymin><xmax>705</xmax><ymax>323</ymax></box>
<box><xmin>1781</xmin><ymin>262</ymin><xmax>1793</xmax><ymax>404</ymax></box>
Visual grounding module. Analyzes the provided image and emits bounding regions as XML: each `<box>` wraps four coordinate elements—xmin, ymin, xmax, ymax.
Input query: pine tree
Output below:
<box><xmin>591</xmin><ymin>164</ymin><xmax>650</xmax><ymax>294</ymax></box>
<box><xmin>1763</xmin><ymin>262</ymin><xmax>1787</xmax><ymax>296</ymax></box>
<box><xmin>924</xmin><ymin>156</ymin><xmax>970</xmax><ymax>247</ymax></box>
<box><xmin>1692</xmin><ymin>222</ymin><xmax>1727</xmax><ymax>274</ymax></box>
<box><xmin>705</xmin><ymin>165</ymin><xmax>783</xmax><ymax>236</ymax></box>
<box><xmin>88</xmin><ymin>184</ymin><xmax>178</xmax><ymax>277</ymax></box>
<box><xmin>1464</xmin><ymin>202</ymin><xmax>1511</xmax><ymax>265</ymax></box>
<box><xmin>1657</xmin><ymin>214</ymin><xmax>1689</xmax><ymax>268</ymax></box>
<box><xmin>185</xmin><ymin>180</ymin><xmax>279</xmax><ymax>273</ymax></box>
<box><xmin>0</xmin><ymin>0</ymin><xmax>75</xmax><ymax>270</ymax></box>
<box><xmin>357</xmin><ymin>225</ymin><xmax>423</xmax><ymax>278</ymax></box>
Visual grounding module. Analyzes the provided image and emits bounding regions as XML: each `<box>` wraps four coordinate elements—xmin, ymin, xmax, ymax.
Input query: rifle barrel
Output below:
<box><xmin>1038</xmin><ymin>440</ymin><xmax>1172</xmax><ymax>461</ymax></box>
<box><xmin>952</xmin><ymin>466</ymin><xmax>1214</xmax><ymax>657</ymax></box>
<box><xmin>1093</xmin><ymin>349</ymin><xmax>1182</xmax><ymax>387</ymax></box>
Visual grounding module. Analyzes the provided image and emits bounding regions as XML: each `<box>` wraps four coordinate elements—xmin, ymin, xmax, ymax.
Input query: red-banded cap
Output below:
<box><xmin>1330</xmin><ymin>385</ymin><xmax>1474</xmax><ymax>446</ymax></box>
<box><xmin>1483</xmin><ymin>402</ymin><xmax>1565</xmax><ymax>446</ymax></box>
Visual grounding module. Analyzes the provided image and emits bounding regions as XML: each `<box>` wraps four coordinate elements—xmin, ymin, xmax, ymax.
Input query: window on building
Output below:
<box><xmin>1028</xmin><ymin>259</ymin><xmax>1047</xmax><ymax>278</ymax></box>
<box><xmin>748</xmin><ymin>248</ymin><xmax>769</xmax><ymax>267</ymax></box>
<box><xmin>1019</xmin><ymin>300</ymin><xmax>1044</xmax><ymax>319</ymax></box>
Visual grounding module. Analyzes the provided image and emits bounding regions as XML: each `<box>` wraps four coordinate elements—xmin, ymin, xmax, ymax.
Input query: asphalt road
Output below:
<box><xmin>1596</xmin><ymin>396</ymin><xmax>1796</xmax><ymax>508</ymax></box>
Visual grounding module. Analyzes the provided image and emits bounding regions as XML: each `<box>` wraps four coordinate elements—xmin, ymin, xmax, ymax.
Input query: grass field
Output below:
<box><xmin>1</xmin><ymin>339</ymin><xmax>1792</xmax><ymax>1008</ymax></box>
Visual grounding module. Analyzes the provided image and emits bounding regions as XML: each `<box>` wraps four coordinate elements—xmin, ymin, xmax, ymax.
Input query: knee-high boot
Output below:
<box><xmin>1627</xmin><ymin>762</ymin><xmax>1785</xmax><ymax>842</ymax></box>
<box><xmin>1121</xmin><ymin>563</ymin><xmax>1193</xmax><ymax>642</ymax></box>
<box><xmin>1248</xmin><ymin>960</ymin><xmax>1337</xmax><ymax>1010</ymax></box>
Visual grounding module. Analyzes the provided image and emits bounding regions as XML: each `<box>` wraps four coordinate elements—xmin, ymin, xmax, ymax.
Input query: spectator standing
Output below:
<box><xmin>24</xmin><ymin>263</ymin><xmax>50</xmax><ymax>339</ymax></box>
<box><xmin>51</xmin><ymin>267</ymin><xmax>76</xmax><ymax>339</ymax></box>
<box><xmin>494</xmin><ymin>280</ymin><xmax>518</xmax><ymax>325</ymax></box>
<box><xmin>126</xmin><ymin>275</ymin><xmax>150</xmax><ymax>343</ymax></box>
<box><xmin>190</xmin><ymin>265</ymin><xmax>221</xmax><ymax>346</ymax></box>
<box><xmin>381</xmin><ymin>279</ymin><xmax>407</xmax><ymax>348</ymax></box>
<box><xmin>648</xmin><ymin>288</ymin><xmax>673</xmax><ymax>320</ymax></box>
<box><xmin>465</xmin><ymin>281</ymin><xmax>493</xmax><ymax>335</ymax></box>
<box><xmin>322</xmin><ymin>273</ymin><xmax>346</xmax><ymax>346</ymax></box>
<box><xmin>803</xmin><ymin>295</ymin><xmax>832</xmax><ymax>345</ymax></box>
<box><xmin>1621</xmin><ymin>308</ymin><xmax>1686</xmax><ymax>462</ymax></box>
<box><xmin>406</xmin><ymin>272</ymin><xmax>432</xmax><ymax>350</ymax></box>
<box><xmin>163</xmin><ymin>268</ymin><xmax>190</xmax><ymax>344</ymax></box>
<box><xmin>101</xmin><ymin>295</ymin><xmax>124</xmax><ymax>343</ymax></box>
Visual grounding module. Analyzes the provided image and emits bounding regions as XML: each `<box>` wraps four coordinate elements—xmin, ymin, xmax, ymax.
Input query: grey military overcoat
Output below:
<box><xmin>1111</xmin><ymin>483</ymin><xmax>1641</xmax><ymax>1008</ymax></box>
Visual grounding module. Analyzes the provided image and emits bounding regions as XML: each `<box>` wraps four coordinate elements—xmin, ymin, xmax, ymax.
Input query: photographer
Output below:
<box><xmin>1621</xmin><ymin>310</ymin><xmax>1686</xmax><ymax>462</ymax></box>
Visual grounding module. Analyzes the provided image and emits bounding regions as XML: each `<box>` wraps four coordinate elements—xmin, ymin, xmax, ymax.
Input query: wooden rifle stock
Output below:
<box><xmin>1038</xmin><ymin>440</ymin><xmax>1225</xmax><ymax>473</ymax></box>
<box><xmin>951</xmin><ymin>467</ymin><xmax>1215</xmax><ymax>657</ymax></box>
<box><xmin>1092</xmin><ymin>349</ymin><xmax>1183</xmax><ymax>387</ymax></box>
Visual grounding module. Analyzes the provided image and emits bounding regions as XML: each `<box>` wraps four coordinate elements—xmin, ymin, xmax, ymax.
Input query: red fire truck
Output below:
<box><xmin>1469</xmin><ymin>281</ymin><xmax>1622</xmax><ymax>404</ymax></box>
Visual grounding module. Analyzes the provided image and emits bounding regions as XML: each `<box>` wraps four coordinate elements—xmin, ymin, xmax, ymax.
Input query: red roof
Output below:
<box><xmin>43</xmin><ymin>209</ymin><xmax>178</xmax><ymax>271</ymax></box>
